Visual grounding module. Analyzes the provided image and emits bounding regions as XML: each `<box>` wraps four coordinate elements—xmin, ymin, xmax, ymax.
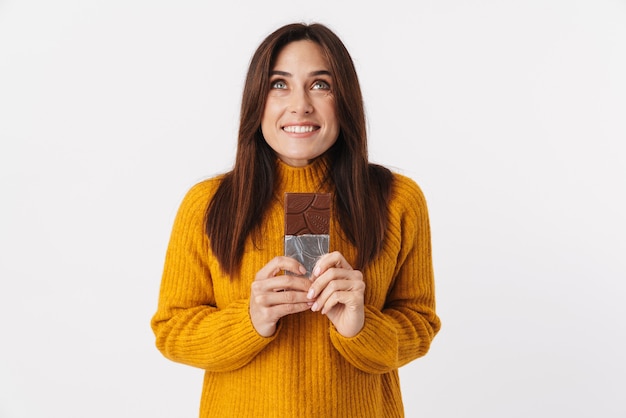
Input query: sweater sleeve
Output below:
<box><xmin>329</xmin><ymin>176</ymin><xmax>441</xmax><ymax>373</ymax></box>
<box><xmin>150</xmin><ymin>181</ymin><xmax>276</xmax><ymax>372</ymax></box>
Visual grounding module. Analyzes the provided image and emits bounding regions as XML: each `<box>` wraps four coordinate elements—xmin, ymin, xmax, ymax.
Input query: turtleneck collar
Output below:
<box><xmin>274</xmin><ymin>156</ymin><xmax>332</xmax><ymax>194</ymax></box>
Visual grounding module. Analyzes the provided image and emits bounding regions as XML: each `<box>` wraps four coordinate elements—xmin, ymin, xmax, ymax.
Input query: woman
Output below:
<box><xmin>151</xmin><ymin>22</ymin><xmax>441</xmax><ymax>417</ymax></box>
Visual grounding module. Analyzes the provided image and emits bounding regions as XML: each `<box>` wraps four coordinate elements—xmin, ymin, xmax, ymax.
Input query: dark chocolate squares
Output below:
<box><xmin>284</xmin><ymin>193</ymin><xmax>331</xmax><ymax>235</ymax></box>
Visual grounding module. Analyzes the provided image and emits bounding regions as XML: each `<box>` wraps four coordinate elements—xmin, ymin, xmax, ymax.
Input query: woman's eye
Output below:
<box><xmin>312</xmin><ymin>80</ymin><xmax>331</xmax><ymax>90</ymax></box>
<box><xmin>271</xmin><ymin>80</ymin><xmax>287</xmax><ymax>89</ymax></box>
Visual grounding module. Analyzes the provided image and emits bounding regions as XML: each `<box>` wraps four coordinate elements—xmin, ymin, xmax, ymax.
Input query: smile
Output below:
<box><xmin>283</xmin><ymin>125</ymin><xmax>318</xmax><ymax>133</ymax></box>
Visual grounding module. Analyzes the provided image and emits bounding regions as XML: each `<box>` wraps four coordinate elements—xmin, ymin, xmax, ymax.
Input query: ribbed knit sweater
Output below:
<box><xmin>151</xmin><ymin>157</ymin><xmax>441</xmax><ymax>418</ymax></box>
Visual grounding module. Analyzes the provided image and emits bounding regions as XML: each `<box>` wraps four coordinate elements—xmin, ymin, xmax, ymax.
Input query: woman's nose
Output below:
<box><xmin>289</xmin><ymin>89</ymin><xmax>313</xmax><ymax>114</ymax></box>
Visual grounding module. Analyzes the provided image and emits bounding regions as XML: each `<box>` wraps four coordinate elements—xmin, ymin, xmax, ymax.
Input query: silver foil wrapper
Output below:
<box><xmin>284</xmin><ymin>234</ymin><xmax>330</xmax><ymax>278</ymax></box>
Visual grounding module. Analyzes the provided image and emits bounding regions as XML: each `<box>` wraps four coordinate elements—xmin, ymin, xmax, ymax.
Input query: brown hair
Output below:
<box><xmin>206</xmin><ymin>22</ymin><xmax>394</xmax><ymax>276</ymax></box>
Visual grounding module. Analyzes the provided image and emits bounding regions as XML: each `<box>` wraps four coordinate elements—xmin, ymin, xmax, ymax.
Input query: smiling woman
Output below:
<box><xmin>261</xmin><ymin>40</ymin><xmax>339</xmax><ymax>167</ymax></box>
<box><xmin>150</xmin><ymin>22</ymin><xmax>441</xmax><ymax>418</ymax></box>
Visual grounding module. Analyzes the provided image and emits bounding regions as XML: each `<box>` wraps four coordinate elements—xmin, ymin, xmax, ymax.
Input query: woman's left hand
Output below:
<box><xmin>307</xmin><ymin>251</ymin><xmax>365</xmax><ymax>338</ymax></box>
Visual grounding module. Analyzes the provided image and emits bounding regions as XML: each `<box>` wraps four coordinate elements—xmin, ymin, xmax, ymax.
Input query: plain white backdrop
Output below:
<box><xmin>1</xmin><ymin>1</ymin><xmax>625</xmax><ymax>417</ymax></box>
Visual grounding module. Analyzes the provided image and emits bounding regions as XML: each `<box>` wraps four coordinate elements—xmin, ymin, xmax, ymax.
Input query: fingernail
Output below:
<box><xmin>307</xmin><ymin>288</ymin><xmax>315</xmax><ymax>299</ymax></box>
<box><xmin>299</xmin><ymin>265</ymin><xmax>307</xmax><ymax>275</ymax></box>
<box><xmin>313</xmin><ymin>266</ymin><xmax>321</xmax><ymax>276</ymax></box>
<box><xmin>311</xmin><ymin>302</ymin><xmax>318</xmax><ymax>312</ymax></box>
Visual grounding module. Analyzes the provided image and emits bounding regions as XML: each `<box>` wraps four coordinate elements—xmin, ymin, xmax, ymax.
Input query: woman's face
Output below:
<box><xmin>261</xmin><ymin>40</ymin><xmax>339</xmax><ymax>167</ymax></box>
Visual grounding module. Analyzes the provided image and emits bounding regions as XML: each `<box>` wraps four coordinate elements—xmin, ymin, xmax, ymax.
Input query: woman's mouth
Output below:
<box><xmin>283</xmin><ymin>125</ymin><xmax>319</xmax><ymax>133</ymax></box>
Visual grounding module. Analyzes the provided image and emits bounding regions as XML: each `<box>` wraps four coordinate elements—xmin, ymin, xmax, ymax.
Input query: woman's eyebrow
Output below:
<box><xmin>310</xmin><ymin>70</ymin><xmax>332</xmax><ymax>77</ymax></box>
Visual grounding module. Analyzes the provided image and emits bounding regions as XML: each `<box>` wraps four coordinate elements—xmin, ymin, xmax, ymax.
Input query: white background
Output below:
<box><xmin>1</xmin><ymin>1</ymin><xmax>625</xmax><ymax>417</ymax></box>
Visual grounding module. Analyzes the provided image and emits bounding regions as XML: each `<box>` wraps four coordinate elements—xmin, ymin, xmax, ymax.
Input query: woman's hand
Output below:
<box><xmin>307</xmin><ymin>251</ymin><xmax>365</xmax><ymax>338</ymax></box>
<box><xmin>250</xmin><ymin>256</ymin><xmax>313</xmax><ymax>337</ymax></box>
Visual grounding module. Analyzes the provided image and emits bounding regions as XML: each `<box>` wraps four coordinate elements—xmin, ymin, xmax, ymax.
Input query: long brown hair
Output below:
<box><xmin>206</xmin><ymin>23</ymin><xmax>394</xmax><ymax>276</ymax></box>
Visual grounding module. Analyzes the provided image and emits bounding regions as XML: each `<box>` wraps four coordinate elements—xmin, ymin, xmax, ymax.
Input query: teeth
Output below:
<box><xmin>284</xmin><ymin>125</ymin><xmax>316</xmax><ymax>133</ymax></box>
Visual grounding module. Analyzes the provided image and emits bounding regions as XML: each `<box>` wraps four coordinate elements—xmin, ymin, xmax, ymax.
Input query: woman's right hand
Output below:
<box><xmin>249</xmin><ymin>256</ymin><xmax>313</xmax><ymax>337</ymax></box>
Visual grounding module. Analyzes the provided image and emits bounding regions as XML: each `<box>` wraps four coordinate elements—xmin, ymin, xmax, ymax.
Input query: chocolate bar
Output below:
<box><xmin>284</xmin><ymin>193</ymin><xmax>331</xmax><ymax>235</ymax></box>
<box><xmin>284</xmin><ymin>193</ymin><xmax>331</xmax><ymax>277</ymax></box>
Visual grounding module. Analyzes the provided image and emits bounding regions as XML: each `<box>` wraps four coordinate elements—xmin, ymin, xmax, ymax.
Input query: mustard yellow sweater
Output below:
<box><xmin>151</xmin><ymin>158</ymin><xmax>441</xmax><ymax>418</ymax></box>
